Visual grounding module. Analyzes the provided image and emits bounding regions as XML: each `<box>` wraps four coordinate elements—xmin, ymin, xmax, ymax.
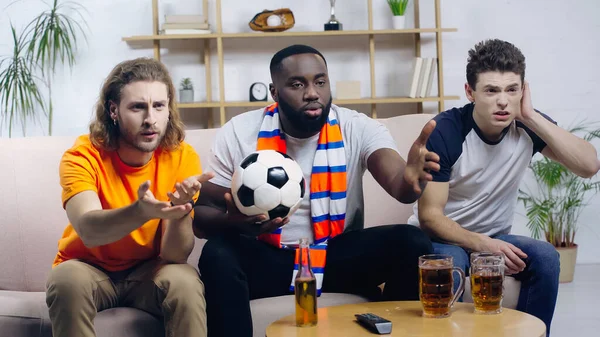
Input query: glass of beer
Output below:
<box><xmin>470</xmin><ymin>252</ymin><xmax>505</xmax><ymax>314</ymax></box>
<box><xmin>419</xmin><ymin>254</ymin><xmax>466</xmax><ymax>318</ymax></box>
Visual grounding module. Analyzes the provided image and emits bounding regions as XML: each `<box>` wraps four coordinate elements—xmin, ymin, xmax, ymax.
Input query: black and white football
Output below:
<box><xmin>231</xmin><ymin>150</ymin><xmax>306</xmax><ymax>220</ymax></box>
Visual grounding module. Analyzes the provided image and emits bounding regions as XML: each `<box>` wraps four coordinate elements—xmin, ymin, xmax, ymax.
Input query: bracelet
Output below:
<box><xmin>170</xmin><ymin>200</ymin><xmax>195</xmax><ymax>208</ymax></box>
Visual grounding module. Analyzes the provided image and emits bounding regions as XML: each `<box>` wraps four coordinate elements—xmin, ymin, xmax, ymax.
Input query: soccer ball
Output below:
<box><xmin>231</xmin><ymin>150</ymin><xmax>306</xmax><ymax>220</ymax></box>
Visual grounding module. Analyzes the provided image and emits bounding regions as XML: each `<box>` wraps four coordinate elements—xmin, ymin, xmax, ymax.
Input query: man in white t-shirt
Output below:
<box><xmin>192</xmin><ymin>44</ymin><xmax>441</xmax><ymax>337</ymax></box>
<box><xmin>407</xmin><ymin>39</ymin><xmax>600</xmax><ymax>336</ymax></box>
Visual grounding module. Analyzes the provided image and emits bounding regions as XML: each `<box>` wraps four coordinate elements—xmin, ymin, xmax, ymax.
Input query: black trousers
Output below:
<box><xmin>198</xmin><ymin>224</ymin><xmax>433</xmax><ymax>337</ymax></box>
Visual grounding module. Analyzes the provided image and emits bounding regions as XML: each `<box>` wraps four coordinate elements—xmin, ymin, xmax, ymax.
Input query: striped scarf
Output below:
<box><xmin>256</xmin><ymin>102</ymin><xmax>347</xmax><ymax>295</ymax></box>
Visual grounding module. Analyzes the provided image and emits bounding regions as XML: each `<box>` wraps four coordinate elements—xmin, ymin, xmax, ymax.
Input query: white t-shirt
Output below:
<box><xmin>208</xmin><ymin>104</ymin><xmax>399</xmax><ymax>245</ymax></box>
<box><xmin>407</xmin><ymin>103</ymin><xmax>556</xmax><ymax>237</ymax></box>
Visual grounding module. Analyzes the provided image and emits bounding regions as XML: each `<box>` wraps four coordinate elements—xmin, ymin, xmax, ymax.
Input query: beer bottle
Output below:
<box><xmin>295</xmin><ymin>238</ymin><xmax>318</xmax><ymax>327</ymax></box>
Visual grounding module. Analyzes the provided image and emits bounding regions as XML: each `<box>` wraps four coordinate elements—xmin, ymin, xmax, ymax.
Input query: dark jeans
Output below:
<box><xmin>198</xmin><ymin>224</ymin><xmax>433</xmax><ymax>337</ymax></box>
<box><xmin>433</xmin><ymin>234</ymin><xmax>560</xmax><ymax>337</ymax></box>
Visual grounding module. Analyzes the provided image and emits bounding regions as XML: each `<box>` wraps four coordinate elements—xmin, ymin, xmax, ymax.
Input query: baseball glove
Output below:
<box><xmin>249</xmin><ymin>8</ymin><xmax>295</xmax><ymax>32</ymax></box>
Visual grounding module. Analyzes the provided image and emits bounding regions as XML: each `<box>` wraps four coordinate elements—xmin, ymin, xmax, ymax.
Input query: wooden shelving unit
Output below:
<box><xmin>123</xmin><ymin>28</ymin><xmax>458</xmax><ymax>41</ymax></box>
<box><xmin>123</xmin><ymin>0</ymin><xmax>458</xmax><ymax>127</ymax></box>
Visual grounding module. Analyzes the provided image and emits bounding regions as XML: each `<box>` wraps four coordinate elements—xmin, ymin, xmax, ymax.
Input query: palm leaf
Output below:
<box><xmin>520</xmin><ymin>121</ymin><xmax>600</xmax><ymax>247</ymax></box>
<box><xmin>2</xmin><ymin>0</ymin><xmax>24</xmax><ymax>12</ymax></box>
<box><xmin>1</xmin><ymin>0</ymin><xmax>88</xmax><ymax>136</ymax></box>
<box><xmin>584</xmin><ymin>129</ymin><xmax>600</xmax><ymax>142</ymax></box>
<box><xmin>530</xmin><ymin>158</ymin><xmax>566</xmax><ymax>193</ymax></box>
<box><xmin>23</xmin><ymin>0</ymin><xmax>88</xmax><ymax>135</ymax></box>
<box><xmin>0</xmin><ymin>24</ymin><xmax>47</xmax><ymax>137</ymax></box>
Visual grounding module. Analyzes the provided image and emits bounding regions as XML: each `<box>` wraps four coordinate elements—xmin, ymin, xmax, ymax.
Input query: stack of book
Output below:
<box><xmin>407</xmin><ymin>57</ymin><xmax>437</xmax><ymax>98</ymax></box>
<box><xmin>160</xmin><ymin>15</ymin><xmax>211</xmax><ymax>35</ymax></box>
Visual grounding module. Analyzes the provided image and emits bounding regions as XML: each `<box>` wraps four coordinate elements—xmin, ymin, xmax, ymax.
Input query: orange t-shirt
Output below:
<box><xmin>53</xmin><ymin>135</ymin><xmax>202</xmax><ymax>272</ymax></box>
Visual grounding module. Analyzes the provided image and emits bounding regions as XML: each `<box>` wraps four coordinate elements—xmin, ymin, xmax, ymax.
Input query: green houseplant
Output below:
<box><xmin>26</xmin><ymin>0</ymin><xmax>89</xmax><ymax>136</ymax></box>
<box><xmin>0</xmin><ymin>0</ymin><xmax>88</xmax><ymax>137</ymax></box>
<box><xmin>518</xmin><ymin>122</ymin><xmax>600</xmax><ymax>282</ymax></box>
<box><xmin>0</xmin><ymin>24</ymin><xmax>47</xmax><ymax>137</ymax></box>
<box><xmin>386</xmin><ymin>0</ymin><xmax>409</xmax><ymax>29</ymax></box>
<box><xmin>179</xmin><ymin>78</ymin><xmax>194</xmax><ymax>103</ymax></box>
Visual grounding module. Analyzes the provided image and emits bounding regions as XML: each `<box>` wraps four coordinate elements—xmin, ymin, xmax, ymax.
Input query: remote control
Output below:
<box><xmin>354</xmin><ymin>313</ymin><xmax>392</xmax><ymax>335</ymax></box>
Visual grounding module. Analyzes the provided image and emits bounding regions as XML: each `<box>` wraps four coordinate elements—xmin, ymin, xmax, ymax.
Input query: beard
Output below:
<box><xmin>119</xmin><ymin>123</ymin><xmax>164</xmax><ymax>153</ymax></box>
<box><xmin>277</xmin><ymin>96</ymin><xmax>332</xmax><ymax>136</ymax></box>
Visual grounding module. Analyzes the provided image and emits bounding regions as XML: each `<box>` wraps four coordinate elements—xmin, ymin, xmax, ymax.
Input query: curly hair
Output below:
<box><xmin>466</xmin><ymin>39</ymin><xmax>526</xmax><ymax>90</ymax></box>
<box><xmin>89</xmin><ymin>57</ymin><xmax>185</xmax><ymax>151</ymax></box>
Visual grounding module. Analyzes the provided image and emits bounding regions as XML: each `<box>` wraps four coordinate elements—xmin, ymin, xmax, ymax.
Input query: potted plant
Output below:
<box><xmin>518</xmin><ymin>122</ymin><xmax>600</xmax><ymax>283</ymax></box>
<box><xmin>0</xmin><ymin>0</ymin><xmax>88</xmax><ymax>137</ymax></box>
<box><xmin>0</xmin><ymin>25</ymin><xmax>47</xmax><ymax>137</ymax></box>
<box><xmin>386</xmin><ymin>0</ymin><xmax>410</xmax><ymax>30</ymax></box>
<box><xmin>179</xmin><ymin>78</ymin><xmax>194</xmax><ymax>103</ymax></box>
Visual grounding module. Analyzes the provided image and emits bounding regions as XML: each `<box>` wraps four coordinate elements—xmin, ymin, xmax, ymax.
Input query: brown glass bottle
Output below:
<box><xmin>295</xmin><ymin>238</ymin><xmax>318</xmax><ymax>327</ymax></box>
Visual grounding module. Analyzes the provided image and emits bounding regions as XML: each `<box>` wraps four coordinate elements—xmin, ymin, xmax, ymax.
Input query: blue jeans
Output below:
<box><xmin>432</xmin><ymin>234</ymin><xmax>559</xmax><ymax>337</ymax></box>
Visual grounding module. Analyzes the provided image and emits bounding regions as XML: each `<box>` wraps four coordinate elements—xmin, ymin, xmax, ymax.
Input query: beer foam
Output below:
<box><xmin>420</xmin><ymin>260</ymin><xmax>452</xmax><ymax>269</ymax></box>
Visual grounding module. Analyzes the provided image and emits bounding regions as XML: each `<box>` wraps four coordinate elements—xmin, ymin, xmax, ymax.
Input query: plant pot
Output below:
<box><xmin>392</xmin><ymin>15</ymin><xmax>406</xmax><ymax>30</ymax></box>
<box><xmin>556</xmin><ymin>244</ymin><xmax>578</xmax><ymax>283</ymax></box>
<box><xmin>180</xmin><ymin>89</ymin><xmax>194</xmax><ymax>103</ymax></box>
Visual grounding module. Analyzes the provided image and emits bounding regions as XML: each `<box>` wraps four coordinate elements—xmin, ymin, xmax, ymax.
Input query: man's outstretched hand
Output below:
<box><xmin>403</xmin><ymin>119</ymin><xmax>440</xmax><ymax>195</ymax></box>
<box><xmin>136</xmin><ymin>173</ymin><xmax>214</xmax><ymax>221</ymax></box>
<box><xmin>168</xmin><ymin>172</ymin><xmax>215</xmax><ymax>206</ymax></box>
<box><xmin>136</xmin><ymin>181</ymin><xmax>190</xmax><ymax>220</ymax></box>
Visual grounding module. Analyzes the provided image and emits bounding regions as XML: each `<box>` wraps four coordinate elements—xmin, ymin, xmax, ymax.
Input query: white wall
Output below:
<box><xmin>1</xmin><ymin>0</ymin><xmax>599</xmax><ymax>263</ymax></box>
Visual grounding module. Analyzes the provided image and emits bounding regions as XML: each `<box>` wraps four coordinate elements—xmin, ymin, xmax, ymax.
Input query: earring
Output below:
<box><xmin>113</xmin><ymin>119</ymin><xmax>117</xmax><ymax>125</ymax></box>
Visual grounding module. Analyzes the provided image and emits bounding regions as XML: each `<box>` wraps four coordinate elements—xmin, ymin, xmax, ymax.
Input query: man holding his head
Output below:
<box><xmin>408</xmin><ymin>39</ymin><xmax>600</xmax><ymax>336</ymax></box>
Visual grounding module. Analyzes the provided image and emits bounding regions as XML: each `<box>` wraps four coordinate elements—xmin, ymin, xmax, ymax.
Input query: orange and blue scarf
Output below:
<box><xmin>256</xmin><ymin>103</ymin><xmax>347</xmax><ymax>296</ymax></box>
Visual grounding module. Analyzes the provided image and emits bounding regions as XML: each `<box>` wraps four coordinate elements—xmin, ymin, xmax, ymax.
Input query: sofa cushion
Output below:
<box><xmin>361</xmin><ymin>114</ymin><xmax>437</xmax><ymax>228</ymax></box>
<box><xmin>0</xmin><ymin>290</ymin><xmax>49</xmax><ymax>319</ymax></box>
<box><xmin>0</xmin><ymin>136</ymin><xmax>77</xmax><ymax>292</ymax></box>
<box><xmin>94</xmin><ymin>308</ymin><xmax>163</xmax><ymax>337</ymax></box>
<box><xmin>250</xmin><ymin>293</ymin><xmax>368</xmax><ymax>337</ymax></box>
<box><xmin>0</xmin><ymin>291</ymin><xmax>52</xmax><ymax>337</ymax></box>
<box><xmin>0</xmin><ymin>290</ymin><xmax>163</xmax><ymax>337</ymax></box>
<box><xmin>0</xmin><ymin>114</ymin><xmax>438</xmax><ymax>291</ymax></box>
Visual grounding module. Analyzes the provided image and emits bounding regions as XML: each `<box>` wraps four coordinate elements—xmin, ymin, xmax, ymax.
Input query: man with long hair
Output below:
<box><xmin>46</xmin><ymin>57</ymin><xmax>211</xmax><ymax>337</ymax></box>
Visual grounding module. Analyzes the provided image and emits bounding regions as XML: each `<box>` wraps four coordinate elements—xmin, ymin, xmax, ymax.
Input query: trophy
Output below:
<box><xmin>324</xmin><ymin>0</ymin><xmax>342</xmax><ymax>31</ymax></box>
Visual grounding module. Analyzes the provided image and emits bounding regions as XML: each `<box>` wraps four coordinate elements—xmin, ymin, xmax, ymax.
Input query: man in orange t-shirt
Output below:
<box><xmin>46</xmin><ymin>58</ymin><xmax>211</xmax><ymax>337</ymax></box>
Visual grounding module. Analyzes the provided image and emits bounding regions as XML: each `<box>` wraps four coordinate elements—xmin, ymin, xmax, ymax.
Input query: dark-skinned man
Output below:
<box><xmin>193</xmin><ymin>44</ymin><xmax>441</xmax><ymax>337</ymax></box>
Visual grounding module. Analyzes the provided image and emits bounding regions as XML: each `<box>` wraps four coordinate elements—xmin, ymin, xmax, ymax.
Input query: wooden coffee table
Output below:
<box><xmin>266</xmin><ymin>301</ymin><xmax>545</xmax><ymax>337</ymax></box>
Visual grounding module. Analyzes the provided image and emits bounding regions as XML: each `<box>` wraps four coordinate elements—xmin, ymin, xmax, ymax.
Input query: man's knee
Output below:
<box><xmin>46</xmin><ymin>260</ymin><xmax>100</xmax><ymax>306</ymax></box>
<box><xmin>198</xmin><ymin>237</ymin><xmax>240</xmax><ymax>275</ymax></box>
<box><xmin>47</xmin><ymin>261</ymin><xmax>98</xmax><ymax>292</ymax></box>
<box><xmin>155</xmin><ymin>263</ymin><xmax>205</xmax><ymax>297</ymax></box>
<box><xmin>432</xmin><ymin>243</ymin><xmax>469</xmax><ymax>272</ymax></box>
<box><xmin>399</xmin><ymin>225</ymin><xmax>433</xmax><ymax>251</ymax></box>
<box><xmin>152</xmin><ymin>263</ymin><xmax>206</xmax><ymax>328</ymax></box>
<box><xmin>529</xmin><ymin>241</ymin><xmax>560</xmax><ymax>273</ymax></box>
<box><xmin>388</xmin><ymin>224</ymin><xmax>434</xmax><ymax>255</ymax></box>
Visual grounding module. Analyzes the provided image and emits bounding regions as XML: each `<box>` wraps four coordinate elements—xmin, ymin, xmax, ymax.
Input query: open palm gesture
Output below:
<box><xmin>168</xmin><ymin>173</ymin><xmax>215</xmax><ymax>206</ymax></box>
<box><xmin>137</xmin><ymin>181</ymin><xmax>193</xmax><ymax>220</ymax></box>
<box><xmin>403</xmin><ymin>119</ymin><xmax>440</xmax><ymax>194</ymax></box>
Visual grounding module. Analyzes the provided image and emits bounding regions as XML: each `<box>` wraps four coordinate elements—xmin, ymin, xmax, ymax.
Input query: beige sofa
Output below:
<box><xmin>0</xmin><ymin>113</ymin><xmax>520</xmax><ymax>337</ymax></box>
